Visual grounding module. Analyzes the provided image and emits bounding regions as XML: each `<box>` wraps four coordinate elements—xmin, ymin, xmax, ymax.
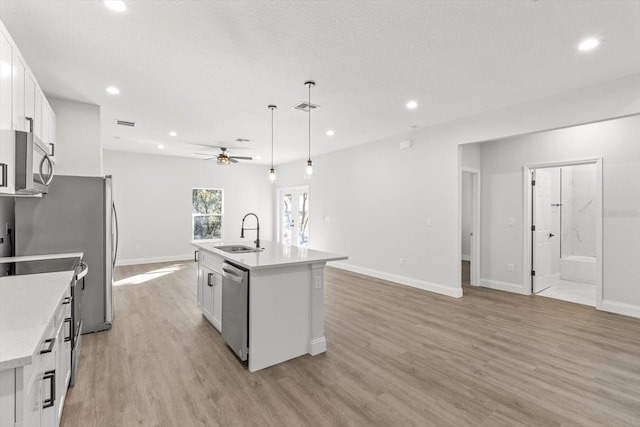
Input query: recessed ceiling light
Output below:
<box><xmin>169</xmin><ymin>131</ymin><xmax>177</xmax><ymax>137</ymax></box>
<box><xmin>104</xmin><ymin>1</ymin><xmax>127</xmax><ymax>12</ymax></box>
<box><xmin>326</xmin><ymin>130</ymin><xmax>335</xmax><ymax>137</ymax></box>
<box><xmin>578</xmin><ymin>38</ymin><xmax>600</xmax><ymax>52</ymax></box>
<box><xmin>105</xmin><ymin>86</ymin><xmax>120</xmax><ymax>95</ymax></box>
<box><xmin>406</xmin><ymin>100</ymin><xmax>418</xmax><ymax>110</ymax></box>
<box><xmin>158</xmin><ymin>144</ymin><xmax>164</xmax><ymax>149</ymax></box>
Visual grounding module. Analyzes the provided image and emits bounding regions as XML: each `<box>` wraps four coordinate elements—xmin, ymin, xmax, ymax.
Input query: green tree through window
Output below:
<box><xmin>192</xmin><ymin>188</ymin><xmax>223</xmax><ymax>240</ymax></box>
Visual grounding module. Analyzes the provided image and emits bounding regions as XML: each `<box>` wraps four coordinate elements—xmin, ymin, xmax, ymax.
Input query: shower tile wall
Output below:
<box><xmin>561</xmin><ymin>164</ymin><xmax>596</xmax><ymax>257</ymax></box>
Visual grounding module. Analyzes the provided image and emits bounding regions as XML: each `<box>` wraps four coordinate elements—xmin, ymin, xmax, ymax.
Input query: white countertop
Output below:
<box><xmin>0</xmin><ymin>252</ymin><xmax>82</xmax><ymax>371</ymax></box>
<box><xmin>0</xmin><ymin>252</ymin><xmax>83</xmax><ymax>263</ymax></box>
<box><xmin>192</xmin><ymin>241</ymin><xmax>347</xmax><ymax>270</ymax></box>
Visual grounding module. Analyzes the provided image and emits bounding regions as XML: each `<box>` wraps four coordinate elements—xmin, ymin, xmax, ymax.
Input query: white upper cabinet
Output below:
<box><xmin>12</xmin><ymin>52</ymin><xmax>26</xmax><ymax>132</ymax></box>
<box><xmin>24</xmin><ymin>71</ymin><xmax>35</xmax><ymax>131</ymax></box>
<box><xmin>0</xmin><ymin>19</ymin><xmax>56</xmax><ymax>195</ymax></box>
<box><xmin>34</xmin><ymin>86</ymin><xmax>42</xmax><ymax>140</ymax></box>
<box><xmin>0</xmin><ymin>31</ymin><xmax>12</xmax><ymax>131</ymax></box>
<box><xmin>0</xmin><ymin>30</ymin><xmax>13</xmax><ymax>193</ymax></box>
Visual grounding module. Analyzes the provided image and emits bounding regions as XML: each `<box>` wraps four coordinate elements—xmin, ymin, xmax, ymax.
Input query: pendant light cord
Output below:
<box><xmin>308</xmin><ymin>82</ymin><xmax>311</xmax><ymax>162</ymax></box>
<box><xmin>271</xmin><ymin>106</ymin><xmax>274</xmax><ymax>169</ymax></box>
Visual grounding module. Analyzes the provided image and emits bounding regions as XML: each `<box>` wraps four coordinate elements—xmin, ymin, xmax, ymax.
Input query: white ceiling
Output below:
<box><xmin>1</xmin><ymin>1</ymin><xmax>639</xmax><ymax>165</ymax></box>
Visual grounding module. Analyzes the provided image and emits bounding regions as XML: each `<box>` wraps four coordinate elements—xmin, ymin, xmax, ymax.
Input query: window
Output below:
<box><xmin>192</xmin><ymin>188</ymin><xmax>223</xmax><ymax>241</ymax></box>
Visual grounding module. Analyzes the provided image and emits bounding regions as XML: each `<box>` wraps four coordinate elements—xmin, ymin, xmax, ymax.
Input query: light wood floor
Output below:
<box><xmin>61</xmin><ymin>261</ymin><xmax>640</xmax><ymax>426</ymax></box>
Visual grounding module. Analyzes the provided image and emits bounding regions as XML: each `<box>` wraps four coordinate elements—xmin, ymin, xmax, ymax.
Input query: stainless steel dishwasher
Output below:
<box><xmin>221</xmin><ymin>261</ymin><xmax>249</xmax><ymax>361</ymax></box>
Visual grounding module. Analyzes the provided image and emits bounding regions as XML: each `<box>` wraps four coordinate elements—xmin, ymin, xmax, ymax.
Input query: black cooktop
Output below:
<box><xmin>0</xmin><ymin>257</ymin><xmax>81</xmax><ymax>277</ymax></box>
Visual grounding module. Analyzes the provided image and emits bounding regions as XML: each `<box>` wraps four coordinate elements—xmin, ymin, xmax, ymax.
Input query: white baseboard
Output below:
<box><xmin>600</xmin><ymin>300</ymin><xmax>640</xmax><ymax>319</ymax></box>
<box><xmin>461</xmin><ymin>254</ymin><xmax>471</xmax><ymax>262</ymax></box>
<box><xmin>308</xmin><ymin>337</ymin><xmax>327</xmax><ymax>355</ymax></box>
<box><xmin>480</xmin><ymin>278</ymin><xmax>525</xmax><ymax>294</ymax></box>
<box><xmin>330</xmin><ymin>262</ymin><xmax>463</xmax><ymax>298</ymax></box>
<box><xmin>116</xmin><ymin>254</ymin><xmax>194</xmax><ymax>267</ymax></box>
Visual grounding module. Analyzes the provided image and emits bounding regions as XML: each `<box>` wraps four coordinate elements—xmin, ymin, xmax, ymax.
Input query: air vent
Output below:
<box><xmin>235</xmin><ymin>138</ymin><xmax>250</xmax><ymax>143</ymax></box>
<box><xmin>292</xmin><ymin>102</ymin><xmax>319</xmax><ymax>112</ymax></box>
<box><xmin>115</xmin><ymin>119</ymin><xmax>136</xmax><ymax>127</ymax></box>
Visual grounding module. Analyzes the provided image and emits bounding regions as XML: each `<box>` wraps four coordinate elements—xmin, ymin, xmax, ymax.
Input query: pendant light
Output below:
<box><xmin>304</xmin><ymin>80</ymin><xmax>315</xmax><ymax>176</ymax></box>
<box><xmin>268</xmin><ymin>105</ymin><xmax>277</xmax><ymax>182</ymax></box>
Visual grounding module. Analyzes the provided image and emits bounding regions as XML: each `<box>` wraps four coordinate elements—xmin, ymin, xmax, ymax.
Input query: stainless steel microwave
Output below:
<box><xmin>14</xmin><ymin>129</ymin><xmax>55</xmax><ymax>195</ymax></box>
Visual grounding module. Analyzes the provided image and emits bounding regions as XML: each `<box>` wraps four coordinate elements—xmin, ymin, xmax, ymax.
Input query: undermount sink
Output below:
<box><xmin>216</xmin><ymin>245</ymin><xmax>263</xmax><ymax>253</ymax></box>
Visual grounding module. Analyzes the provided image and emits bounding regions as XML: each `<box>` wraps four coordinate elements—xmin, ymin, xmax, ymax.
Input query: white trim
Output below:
<box><xmin>480</xmin><ymin>278</ymin><xmax>525</xmax><ymax>294</ymax></box>
<box><xmin>330</xmin><ymin>262</ymin><xmax>463</xmax><ymax>298</ymax></box>
<box><xmin>460</xmin><ymin>166</ymin><xmax>481</xmax><ymax>288</ymax></box>
<box><xmin>601</xmin><ymin>300</ymin><xmax>640</xmax><ymax>319</ymax></box>
<box><xmin>523</xmin><ymin>159</ymin><xmax>603</xmax><ymax>305</ymax></box>
<box><xmin>276</xmin><ymin>185</ymin><xmax>310</xmax><ymax>245</ymax></box>
<box><xmin>116</xmin><ymin>254</ymin><xmax>193</xmax><ymax>266</ymax></box>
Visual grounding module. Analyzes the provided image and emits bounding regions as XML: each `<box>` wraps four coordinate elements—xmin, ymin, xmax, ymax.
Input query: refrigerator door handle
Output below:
<box><xmin>112</xmin><ymin>202</ymin><xmax>119</xmax><ymax>268</ymax></box>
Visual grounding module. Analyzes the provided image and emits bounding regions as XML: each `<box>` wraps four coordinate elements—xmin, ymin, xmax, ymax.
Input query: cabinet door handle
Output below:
<box><xmin>49</xmin><ymin>143</ymin><xmax>55</xmax><ymax>156</ymax></box>
<box><xmin>207</xmin><ymin>272</ymin><xmax>214</xmax><ymax>287</ymax></box>
<box><xmin>62</xmin><ymin>296</ymin><xmax>72</xmax><ymax>305</ymax></box>
<box><xmin>0</xmin><ymin>163</ymin><xmax>7</xmax><ymax>187</ymax></box>
<box><xmin>26</xmin><ymin>117</ymin><xmax>33</xmax><ymax>133</ymax></box>
<box><xmin>43</xmin><ymin>370</ymin><xmax>56</xmax><ymax>408</ymax></box>
<box><xmin>40</xmin><ymin>337</ymin><xmax>55</xmax><ymax>354</ymax></box>
<box><xmin>194</xmin><ymin>250</ymin><xmax>199</xmax><ymax>262</ymax></box>
<box><xmin>64</xmin><ymin>318</ymin><xmax>72</xmax><ymax>342</ymax></box>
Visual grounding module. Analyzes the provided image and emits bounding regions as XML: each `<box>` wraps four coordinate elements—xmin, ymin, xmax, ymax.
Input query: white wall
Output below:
<box><xmin>0</xmin><ymin>197</ymin><xmax>13</xmax><ymax>257</ymax></box>
<box><xmin>49</xmin><ymin>97</ymin><xmax>102</xmax><ymax>176</ymax></box>
<box><xmin>273</xmin><ymin>73</ymin><xmax>640</xmax><ymax>301</ymax></box>
<box><xmin>479</xmin><ymin>114</ymin><xmax>640</xmax><ymax>316</ymax></box>
<box><xmin>461</xmin><ymin>172</ymin><xmax>472</xmax><ymax>260</ymax></box>
<box><xmin>104</xmin><ymin>150</ymin><xmax>273</xmax><ymax>265</ymax></box>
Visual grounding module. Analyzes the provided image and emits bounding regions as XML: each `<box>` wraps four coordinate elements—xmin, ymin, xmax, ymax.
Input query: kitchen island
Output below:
<box><xmin>192</xmin><ymin>241</ymin><xmax>347</xmax><ymax>372</ymax></box>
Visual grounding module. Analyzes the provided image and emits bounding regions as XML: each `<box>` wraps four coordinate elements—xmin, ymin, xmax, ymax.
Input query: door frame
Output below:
<box><xmin>276</xmin><ymin>185</ymin><xmax>310</xmax><ymax>245</ymax></box>
<box><xmin>461</xmin><ymin>167</ymin><xmax>481</xmax><ymax>287</ymax></box>
<box><xmin>522</xmin><ymin>158</ymin><xmax>603</xmax><ymax>308</ymax></box>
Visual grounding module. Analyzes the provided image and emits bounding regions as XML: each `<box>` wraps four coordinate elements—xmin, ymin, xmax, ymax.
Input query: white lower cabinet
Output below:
<box><xmin>0</xmin><ymin>284</ymin><xmax>71</xmax><ymax>427</ymax></box>
<box><xmin>197</xmin><ymin>251</ymin><xmax>223</xmax><ymax>332</ymax></box>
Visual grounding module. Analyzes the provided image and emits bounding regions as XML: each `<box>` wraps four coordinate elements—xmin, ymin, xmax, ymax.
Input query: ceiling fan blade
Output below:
<box><xmin>230</xmin><ymin>156</ymin><xmax>253</xmax><ymax>160</ymax></box>
<box><xmin>229</xmin><ymin>158</ymin><xmax>239</xmax><ymax>164</ymax></box>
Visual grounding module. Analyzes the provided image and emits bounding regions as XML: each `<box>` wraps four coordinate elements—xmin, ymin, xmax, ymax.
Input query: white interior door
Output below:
<box><xmin>279</xmin><ymin>187</ymin><xmax>310</xmax><ymax>247</ymax></box>
<box><xmin>532</xmin><ymin>169</ymin><xmax>552</xmax><ymax>293</ymax></box>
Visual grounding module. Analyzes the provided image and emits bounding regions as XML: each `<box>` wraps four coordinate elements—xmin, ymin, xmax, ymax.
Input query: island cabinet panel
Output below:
<box><xmin>248</xmin><ymin>265</ymin><xmax>311</xmax><ymax>372</ymax></box>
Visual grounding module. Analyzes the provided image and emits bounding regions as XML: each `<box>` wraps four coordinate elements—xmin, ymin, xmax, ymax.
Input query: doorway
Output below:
<box><xmin>277</xmin><ymin>186</ymin><xmax>310</xmax><ymax>247</ymax></box>
<box><xmin>525</xmin><ymin>160</ymin><xmax>602</xmax><ymax>307</ymax></box>
<box><xmin>461</xmin><ymin>168</ymin><xmax>480</xmax><ymax>287</ymax></box>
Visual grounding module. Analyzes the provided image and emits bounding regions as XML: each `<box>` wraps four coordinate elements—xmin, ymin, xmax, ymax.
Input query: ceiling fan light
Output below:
<box><xmin>217</xmin><ymin>156</ymin><xmax>230</xmax><ymax>165</ymax></box>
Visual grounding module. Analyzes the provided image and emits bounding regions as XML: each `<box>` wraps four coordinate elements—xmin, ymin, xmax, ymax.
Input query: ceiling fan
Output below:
<box><xmin>195</xmin><ymin>147</ymin><xmax>253</xmax><ymax>165</ymax></box>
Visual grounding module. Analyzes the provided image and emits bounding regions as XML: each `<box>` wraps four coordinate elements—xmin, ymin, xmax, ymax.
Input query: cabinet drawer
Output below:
<box><xmin>201</xmin><ymin>252</ymin><xmax>223</xmax><ymax>273</ymax></box>
<box><xmin>22</xmin><ymin>319</ymin><xmax>53</xmax><ymax>394</ymax></box>
<box><xmin>54</xmin><ymin>285</ymin><xmax>72</xmax><ymax>327</ymax></box>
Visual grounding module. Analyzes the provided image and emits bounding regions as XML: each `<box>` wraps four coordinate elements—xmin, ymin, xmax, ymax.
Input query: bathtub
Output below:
<box><xmin>560</xmin><ymin>256</ymin><xmax>597</xmax><ymax>285</ymax></box>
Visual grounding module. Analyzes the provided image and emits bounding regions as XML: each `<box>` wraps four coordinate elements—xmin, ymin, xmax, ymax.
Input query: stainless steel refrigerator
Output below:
<box><xmin>14</xmin><ymin>175</ymin><xmax>118</xmax><ymax>333</ymax></box>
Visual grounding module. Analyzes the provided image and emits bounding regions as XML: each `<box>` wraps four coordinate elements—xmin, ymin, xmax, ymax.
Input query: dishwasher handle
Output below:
<box><xmin>222</xmin><ymin>267</ymin><xmax>244</xmax><ymax>283</ymax></box>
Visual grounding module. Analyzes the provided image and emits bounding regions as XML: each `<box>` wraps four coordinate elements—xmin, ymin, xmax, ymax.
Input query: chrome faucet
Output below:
<box><xmin>240</xmin><ymin>213</ymin><xmax>260</xmax><ymax>248</ymax></box>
